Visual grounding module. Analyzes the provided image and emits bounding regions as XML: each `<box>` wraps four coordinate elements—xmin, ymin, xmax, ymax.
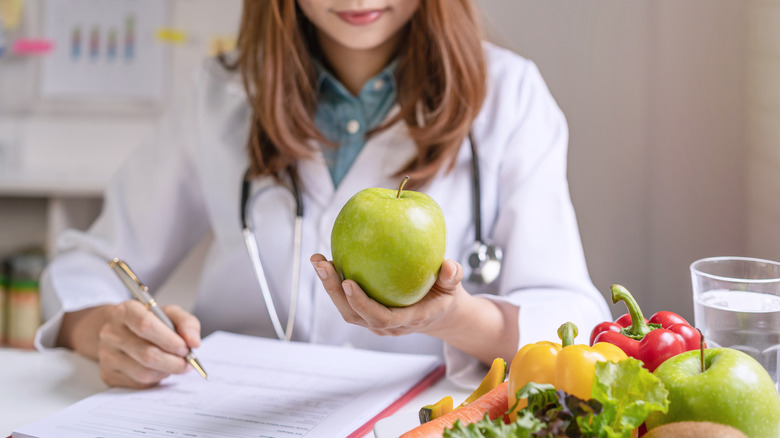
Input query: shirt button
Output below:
<box><xmin>346</xmin><ymin>119</ymin><xmax>360</xmax><ymax>134</ymax></box>
<box><xmin>373</xmin><ymin>79</ymin><xmax>386</xmax><ymax>90</ymax></box>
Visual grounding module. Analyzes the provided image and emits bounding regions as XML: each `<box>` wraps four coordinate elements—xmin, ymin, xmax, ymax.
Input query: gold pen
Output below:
<box><xmin>108</xmin><ymin>258</ymin><xmax>208</xmax><ymax>380</ymax></box>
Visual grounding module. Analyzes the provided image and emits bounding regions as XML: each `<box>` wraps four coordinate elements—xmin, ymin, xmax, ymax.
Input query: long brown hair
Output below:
<box><xmin>227</xmin><ymin>0</ymin><xmax>487</xmax><ymax>189</ymax></box>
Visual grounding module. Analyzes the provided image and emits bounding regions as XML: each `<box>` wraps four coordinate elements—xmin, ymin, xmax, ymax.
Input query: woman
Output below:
<box><xmin>37</xmin><ymin>0</ymin><xmax>611</xmax><ymax>389</ymax></box>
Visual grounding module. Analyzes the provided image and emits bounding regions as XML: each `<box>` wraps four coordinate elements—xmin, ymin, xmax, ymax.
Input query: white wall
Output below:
<box><xmin>480</xmin><ymin>0</ymin><xmax>747</xmax><ymax>322</ymax></box>
<box><xmin>747</xmin><ymin>0</ymin><xmax>780</xmax><ymax>263</ymax></box>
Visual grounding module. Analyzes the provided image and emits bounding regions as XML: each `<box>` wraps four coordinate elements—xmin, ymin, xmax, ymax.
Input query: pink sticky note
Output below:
<box><xmin>12</xmin><ymin>38</ymin><xmax>54</xmax><ymax>55</ymax></box>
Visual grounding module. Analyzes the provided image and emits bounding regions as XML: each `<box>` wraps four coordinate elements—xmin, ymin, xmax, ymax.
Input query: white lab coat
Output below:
<box><xmin>35</xmin><ymin>43</ymin><xmax>611</xmax><ymax>386</ymax></box>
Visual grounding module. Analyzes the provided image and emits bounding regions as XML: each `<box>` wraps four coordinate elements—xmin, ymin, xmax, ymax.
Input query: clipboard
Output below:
<box><xmin>12</xmin><ymin>331</ymin><xmax>446</xmax><ymax>438</ymax></box>
<box><xmin>347</xmin><ymin>363</ymin><xmax>446</xmax><ymax>438</ymax></box>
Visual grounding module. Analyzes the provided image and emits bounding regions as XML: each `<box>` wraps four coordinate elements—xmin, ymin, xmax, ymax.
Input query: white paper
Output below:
<box><xmin>13</xmin><ymin>331</ymin><xmax>442</xmax><ymax>438</ymax></box>
<box><xmin>39</xmin><ymin>0</ymin><xmax>169</xmax><ymax>102</ymax></box>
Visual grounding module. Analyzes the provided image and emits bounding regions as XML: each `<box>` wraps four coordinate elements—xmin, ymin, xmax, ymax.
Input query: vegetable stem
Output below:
<box><xmin>557</xmin><ymin>322</ymin><xmax>578</xmax><ymax>347</ymax></box>
<box><xmin>611</xmin><ymin>284</ymin><xmax>654</xmax><ymax>339</ymax></box>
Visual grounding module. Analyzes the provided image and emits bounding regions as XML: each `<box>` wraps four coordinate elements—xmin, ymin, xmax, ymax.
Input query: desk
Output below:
<box><xmin>0</xmin><ymin>347</ymin><xmax>106</xmax><ymax>436</ymax></box>
<box><xmin>0</xmin><ymin>347</ymin><xmax>468</xmax><ymax>438</ymax></box>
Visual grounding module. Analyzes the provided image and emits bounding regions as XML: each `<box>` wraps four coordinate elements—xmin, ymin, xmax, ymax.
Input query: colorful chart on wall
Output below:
<box><xmin>39</xmin><ymin>0</ymin><xmax>169</xmax><ymax>103</ymax></box>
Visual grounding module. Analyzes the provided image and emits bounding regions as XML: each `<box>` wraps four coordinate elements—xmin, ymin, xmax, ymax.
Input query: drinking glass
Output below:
<box><xmin>691</xmin><ymin>256</ymin><xmax>780</xmax><ymax>392</ymax></box>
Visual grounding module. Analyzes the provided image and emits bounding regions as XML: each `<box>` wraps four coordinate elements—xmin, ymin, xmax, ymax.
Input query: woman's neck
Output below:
<box><xmin>318</xmin><ymin>32</ymin><xmax>401</xmax><ymax>96</ymax></box>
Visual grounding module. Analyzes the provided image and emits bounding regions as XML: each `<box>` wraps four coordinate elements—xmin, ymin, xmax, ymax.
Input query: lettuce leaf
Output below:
<box><xmin>442</xmin><ymin>412</ymin><xmax>541</xmax><ymax>438</ymax></box>
<box><xmin>578</xmin><ymin>358</ymin><xmax>669</xmax><ymax>438</ymax></box>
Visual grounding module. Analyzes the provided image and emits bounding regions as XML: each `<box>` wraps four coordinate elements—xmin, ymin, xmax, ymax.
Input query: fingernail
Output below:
<box><xmin>447</xmin><ymin>261</ymin><xmax>457</xmax><ymax>282</ymax></box>
<box><xmin>187</xmin><ymin>331</ymin><xmax>201</xmax><ymax>348</ymax></box>
<box><xmin>342</xmin><ymin>282</ymin><xmax>353</xmax><ymax>297</ymax></box>
<box><xmin>312</xmin><ymin>261</ymin><xmax>327</xmax><ymax>280</ymax></box>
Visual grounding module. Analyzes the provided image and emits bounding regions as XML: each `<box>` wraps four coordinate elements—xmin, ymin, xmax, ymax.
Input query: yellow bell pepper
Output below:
<box><xmin>507</xmin><ymin>322</ymin><xmax>627</xmax><ymax>421</ymax></box>
<box><xmin>418</xmin><ymin>357</ymin><xmax>507</xmax><ymax>423</ymax></box>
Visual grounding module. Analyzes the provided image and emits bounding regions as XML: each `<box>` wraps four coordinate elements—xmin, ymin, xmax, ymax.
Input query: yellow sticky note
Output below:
<box><xmin>155</xmin><ymin>28</ymin><xmax>188</xmax><ymax>44</ymax></box>
<box><xmin>0</xmin><ymin>0</ymin><xmax>24</xmax><ymax>31</ymax></box>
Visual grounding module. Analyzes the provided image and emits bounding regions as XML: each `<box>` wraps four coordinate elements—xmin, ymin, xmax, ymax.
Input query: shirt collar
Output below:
<box><xmin>314</xmin><ymin>58</ymin><xmax>398</xmax><ymax>99</ymax></box>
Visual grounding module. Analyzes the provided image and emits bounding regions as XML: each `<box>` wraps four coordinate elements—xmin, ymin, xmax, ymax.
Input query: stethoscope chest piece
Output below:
<box><xmin>463</xmin><ymin>240</ymin><xmax>503</xmax><ymax>285</ymax></box>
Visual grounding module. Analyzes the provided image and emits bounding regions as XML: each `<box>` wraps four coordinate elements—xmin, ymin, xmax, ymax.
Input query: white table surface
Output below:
<box><xmin>0</xmin><ymin>346</ymin><xmax>470</xmax><ymax>438</ymax></box>
<box><xmin>0</xmin><ymin>347</ymin><xmax>107</xmax><ymax>437</ymax></box>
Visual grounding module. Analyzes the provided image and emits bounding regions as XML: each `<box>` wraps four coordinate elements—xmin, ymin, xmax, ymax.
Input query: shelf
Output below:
<box><xmin>0</xmin><ymin>171</ymin><xmax>107</xmax><ymax>198</ymax></box>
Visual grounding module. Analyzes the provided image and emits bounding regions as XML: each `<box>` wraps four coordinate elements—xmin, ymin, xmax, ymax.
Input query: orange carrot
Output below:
<box><xmin>400</xmin><ymin>380</ymin><xmax>509</xmax><ymax>438</ymax></box>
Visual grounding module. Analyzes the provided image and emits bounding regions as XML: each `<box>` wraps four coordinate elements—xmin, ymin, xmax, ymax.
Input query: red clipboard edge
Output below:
<box><xmin>347</xmin><ymin>363</ymin><xmax>446</xmax><ymax>438</ymax></box>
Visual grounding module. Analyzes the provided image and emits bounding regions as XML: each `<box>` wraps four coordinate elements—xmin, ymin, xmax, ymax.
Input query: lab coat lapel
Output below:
<box><xmin>297</xmin><ymin>144</ymin><xmax>334</xmax><ymax>210</ymax></box>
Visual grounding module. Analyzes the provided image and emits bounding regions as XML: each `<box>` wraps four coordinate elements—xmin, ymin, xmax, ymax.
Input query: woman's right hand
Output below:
<box><xmin>58</xmin><ymin>300</ymin><xmax>202</xmax><ymax>388</ymax></box>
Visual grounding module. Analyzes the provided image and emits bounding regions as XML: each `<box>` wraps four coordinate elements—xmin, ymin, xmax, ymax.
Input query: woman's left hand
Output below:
<box><xmin>309</xmin><ymin>254</ymin><xmax>468</xmax><ymax>337</ymax></box>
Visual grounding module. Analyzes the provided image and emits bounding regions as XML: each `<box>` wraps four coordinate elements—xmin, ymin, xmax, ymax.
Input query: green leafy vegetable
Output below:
<box><xmin>539</xmin><ymin>390</ymin><xmax>602</xmax><ymax>437</ymax></box>
<box><xmin>443</xmin><ymin>413</ymin><xmax>540</xmax><ymax>438</ymax></box>
<box><xmin>579</xmin><ymin>358</ymin><xmax>669</xmax><ymax>438</ymax></box>
<box><xmin>443</xmin><ymin>358</ymin><xmax>669</xmax><ymax>438</ymax></box>
<box><xmin>512</xmin><ymin>382</ymin><xmax>556</xmax><ymax>415</ymax></box>
<box><xmin>445</xmin><ymin>383</ymin><xmax>598</xmax><ymax>438</ymax></box>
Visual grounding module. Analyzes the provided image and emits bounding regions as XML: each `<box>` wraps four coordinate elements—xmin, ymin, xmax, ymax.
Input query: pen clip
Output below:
<box><xmin>108</xmin><ymin>258</ymin><xmax>150</xmax><ymax>299</ymax></box>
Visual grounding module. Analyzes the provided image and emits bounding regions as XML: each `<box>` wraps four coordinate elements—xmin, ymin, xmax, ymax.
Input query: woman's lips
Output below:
<box><xmin>335</xmin><ymin>9</ymin><xmax>385</xmax><ymax>26</ymax></box>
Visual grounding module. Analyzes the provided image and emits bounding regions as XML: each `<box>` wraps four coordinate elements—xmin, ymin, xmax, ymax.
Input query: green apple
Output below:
<box><xmin>331</xmin><ymin>177</ymin><xmax>446</xmax><ymax>307</ymax></box>
<box><xmin>646</xmin><ymin>347</ymin><xmax>780</xmax><ymax>438</ymax></box>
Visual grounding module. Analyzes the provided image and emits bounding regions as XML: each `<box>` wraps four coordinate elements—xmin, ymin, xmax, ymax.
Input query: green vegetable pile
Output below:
<box><xmin>443</xmin><ymin>358</ymin><xmax>669</xmax><ymax>438</ymax></box>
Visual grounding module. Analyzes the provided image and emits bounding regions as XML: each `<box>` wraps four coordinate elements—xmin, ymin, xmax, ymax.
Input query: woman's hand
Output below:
<box><xmin>58</xmin><ymin>301</ymin><xmax>202</xmax><ymax>388</ymax></box>
<box><xmin>310</xmin><ymin>254</ymin><xmax>468</xmax><ymax>337</ymax></box>
<box><xmin>310</xmin><ymin>253</ymin><xmax>519</xmax><ymax>365</ymax></box>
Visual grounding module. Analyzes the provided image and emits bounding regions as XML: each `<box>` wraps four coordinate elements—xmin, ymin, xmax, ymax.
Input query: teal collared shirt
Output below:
<box><xmin>314</xmin><ymin>61</ymin><xmax>398</xmax><ymax>188</ymax></box>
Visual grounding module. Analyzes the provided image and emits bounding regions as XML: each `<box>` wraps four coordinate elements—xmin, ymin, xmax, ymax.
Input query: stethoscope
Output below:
<box><xmin>240</xmin><ymin>132</ymin><xmax>502</xmax><ymax>341</ymax></box>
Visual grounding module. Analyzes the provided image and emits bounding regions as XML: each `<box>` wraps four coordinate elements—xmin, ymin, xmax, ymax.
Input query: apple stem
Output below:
<box><xmin>397</xmin><ymin>176</ymin><xmax>410</xmax><ymax>198</ymax></box>
<box><xmin>697</xmin><ymin>328</ymin><xmax>705</xmax><ymax>373</ymax></box>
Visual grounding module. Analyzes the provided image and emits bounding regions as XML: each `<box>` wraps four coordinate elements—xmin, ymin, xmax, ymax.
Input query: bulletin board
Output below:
<box><xmin>0</xmin><ymin>0</ymin><xmax>172</xmax><ymax>115</ymax></box>
<box><xmin>39</xmin><ymin>0</ymin><xmax>169</xmax><ymax>103</ymax></box>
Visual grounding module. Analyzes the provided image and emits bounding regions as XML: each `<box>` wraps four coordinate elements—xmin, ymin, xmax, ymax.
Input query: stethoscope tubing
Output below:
<box><xmin>241</xmin><ymin>169</ymin><xmax>303</xmax><ymax>341</ymax></box>
<box><xmin>242</xmin><ymin>227</ymin><xmax>287</xmax><ymax>340</ymax></box>
<box><xmin>468</xmin><ymin>131</ymin><xmax>483</xmax><ymax>244</ymax></box>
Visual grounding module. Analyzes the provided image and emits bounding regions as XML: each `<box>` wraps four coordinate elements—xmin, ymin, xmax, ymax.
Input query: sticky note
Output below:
<box><xmin>155</xmin><ymin>28</ymin><xmax>188</xmax><ymax>44</ymax></box>
<box><xmin>0</xmin><ymin>0</ymin><xmax>24</xmax><ymax>32</ymax></box>
<box><xmin>12</xmin><ymin>38</ymin><xmax>53</xmax><ymax>55</ymax></box>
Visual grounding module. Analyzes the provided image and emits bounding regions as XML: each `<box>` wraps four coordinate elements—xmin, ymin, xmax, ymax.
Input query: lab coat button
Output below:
<box><xmin>372</xmin><ymin>79</ymin><xmax>386</xmax><ymax>90</ymax></box>
<box><xmin>346</xmin><ymin>120</ymin><xmax>360</xmax><ymax>134</ymax></box>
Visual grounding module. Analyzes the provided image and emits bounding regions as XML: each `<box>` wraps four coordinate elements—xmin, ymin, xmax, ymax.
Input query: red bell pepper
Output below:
<box><xmin>589</xmin><ymin>284</ymin><xmax>703</xmax><ymax>372</ymax></box>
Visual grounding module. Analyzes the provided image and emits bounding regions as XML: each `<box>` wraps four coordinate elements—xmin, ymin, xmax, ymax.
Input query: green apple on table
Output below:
<box><xmin>646</xmin><ymin>347</ymin><xmax>780</xmax><ymax>438</ymax></box>
<box><xmin>331</xmin><ymin>176</ymin><xmax>447</xmax><ymax>307</ymax></box>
